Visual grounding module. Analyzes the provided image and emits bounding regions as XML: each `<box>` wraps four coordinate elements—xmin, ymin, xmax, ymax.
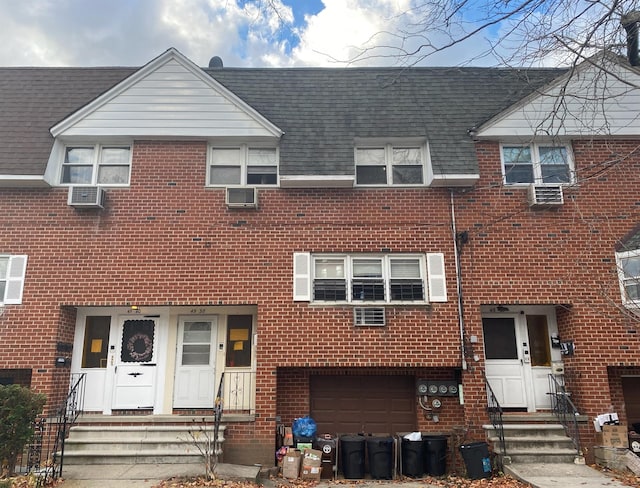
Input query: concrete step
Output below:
<box><xmin>483</xmin><ymin>423</ymin><xmax>579</xmax><ymax>465</ymax></box>
<box><xmin>503</xmin><ymin>448</ymin><xmax>578</xmax><ymax>464</ymax></box>
<box><xmin>63</xmin><ymin>421</ymin><xmax>225</xmax><ymax>465</ymax></box>
<box><xmin>68</xmin><ymin>424</ymin><xmax>222</xmax><ymax>440</ymax></box>
<box><xmin>62</xmin><ymin>450</ymin><xmax>205</xmax><ymax>465</ymax></box>
<box><xmin>486</xmin><ymin>423</ymin><xmax>568</xmax><ymax>437</ymax></box>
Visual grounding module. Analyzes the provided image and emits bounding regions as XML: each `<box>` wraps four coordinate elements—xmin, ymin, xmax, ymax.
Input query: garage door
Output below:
<box><xmin>310</xmin><ymin>375</ymin><xmax>416</xmax><ymax>435</ymax></box>
<box><xmin>623</xmin><ymin>377</ymin><xmax>640</xmax><ymax>428</ymax></box>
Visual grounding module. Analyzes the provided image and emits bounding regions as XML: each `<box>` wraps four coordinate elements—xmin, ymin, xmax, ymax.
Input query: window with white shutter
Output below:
<box><xmin>294</xmin><ymin>253</ymin><xmax>445</xmax><ymax>304</ymax></box>
<box><xmin>1</xmin><ymin>255</ymin><xmax>28</xmax><ymax>305</ymax></box>
<box><xmin>427</xmin><ymin>253</ymin><xmax>447</xmax><ymax>302</ymax></box>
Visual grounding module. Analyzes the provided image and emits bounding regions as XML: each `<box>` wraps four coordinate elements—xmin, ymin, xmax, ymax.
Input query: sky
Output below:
<box><xmin>0</xmin><ymin>0</ymin><xmax>504</xmax><ymax>68</ymax></box>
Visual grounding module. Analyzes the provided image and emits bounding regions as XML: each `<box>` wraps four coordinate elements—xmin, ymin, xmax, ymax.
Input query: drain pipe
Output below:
<box><xmin>450</xmin><ymin>189</ymin><xmax>468</xmax><ymax>371</ymax></box>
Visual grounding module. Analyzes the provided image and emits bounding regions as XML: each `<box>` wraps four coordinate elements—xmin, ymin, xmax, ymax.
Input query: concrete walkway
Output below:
<box><xmin>57</xmin><ymin>462</ymin><xmax>637</xmax><ymax>488</ymax></box>
<box><xmin>505</xmin><ymin>463</ymin><xmax>633</xmax><ymax>488</ymax></box>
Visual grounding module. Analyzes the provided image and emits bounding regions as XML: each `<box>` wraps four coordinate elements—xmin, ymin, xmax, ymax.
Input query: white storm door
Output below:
<box><xmin>113</xmin><ymin>318</ymin><xmax>158</xmax><ymax>409</ymax></box>
<box><xmin>483</xmin><ymin>316</ymin><xmax>529</xmax><ymax>409</ymax></box>
<box><xmin>174</xmin><ymin>316</ymin><xmax>217</xmax><ymax>408</ymax></box>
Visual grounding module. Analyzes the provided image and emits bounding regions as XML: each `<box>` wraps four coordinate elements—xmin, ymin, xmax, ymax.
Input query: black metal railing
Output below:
<box><xmin>19</xmin><ymin>373</ymin><xmax>86</xmax><ymax>487</ymax></box>
<box><xmin>484</xmin><ymin>375</ymin><xmax>506</xmax><ymax>469</ymax></box>
<box><xmin>548</xmin><ymin>374</ymin><xmax>581</xmax><ymax>456</ymax></box>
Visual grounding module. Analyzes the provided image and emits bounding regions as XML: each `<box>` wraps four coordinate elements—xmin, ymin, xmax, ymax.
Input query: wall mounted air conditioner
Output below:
<box><xmin>67</xmin><ymin>186</ymin><xmax>105</xmax><ymax>209</ymax></box>
<box><xmin>226</xmin><ymin>187</ymin><xmax>258</xmax><ymax>208</ymax></box>
<box><xmin>353</xmin><ymin>307</ymin><xmax>386</xmax><ymax>326</ymax></box>
<box><xmin>527</xmin><ymin>184</ymin><xmax>564</xmax><ymax>208</ymax></box>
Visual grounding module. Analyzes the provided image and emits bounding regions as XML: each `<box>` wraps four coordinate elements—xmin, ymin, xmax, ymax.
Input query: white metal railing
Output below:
<box><xmin>222</xmin><ymin>370</ymin><xmax>255</xmax><ymax>414</ymax></box>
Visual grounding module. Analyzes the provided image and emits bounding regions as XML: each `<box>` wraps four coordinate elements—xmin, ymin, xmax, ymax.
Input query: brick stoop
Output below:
<box><xmin>62</xmin><ymin>415</ymin><xmax>226</xmax><ymax>465</ymax></box>
<box><xmin>484</xmin><ymin>413</ymin><xmax>584</xmax><ymax>465</ymax></box>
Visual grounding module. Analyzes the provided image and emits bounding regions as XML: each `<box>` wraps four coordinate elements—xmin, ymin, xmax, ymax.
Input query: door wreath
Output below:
<box><xmin>126</xmin><ymin>332</ymin><xmax>153</xmax><ymax>362</ymax></box>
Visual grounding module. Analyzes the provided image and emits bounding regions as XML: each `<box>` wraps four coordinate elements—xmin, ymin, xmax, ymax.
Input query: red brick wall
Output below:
<box><xmin>458</xmin><ymin>139</ymin><xmax>640</xmax><ymax>436</ymax></box>
<box><xmin>1</xmin><ymin>138</ymin><xmax>639</xmax><ymax>463</ymax></box>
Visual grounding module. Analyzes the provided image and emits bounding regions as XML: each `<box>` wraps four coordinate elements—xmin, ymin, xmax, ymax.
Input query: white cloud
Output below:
<box><xmin>0</xmin><ymin>0</ymin><xmax>499</xmax><ymax>67</ymax></box>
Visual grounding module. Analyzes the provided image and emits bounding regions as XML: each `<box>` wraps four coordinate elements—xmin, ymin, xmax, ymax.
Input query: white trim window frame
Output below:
<box><xmin>0</xmin><ymin>255</ymin><xmax>28</xmax><ymax>305</ymax></box>
<box><xmin>500</xmin><ymin>143</ymin><xmax>574</xmax><ymax>185</ymax></box>
<box><xmin>311</xmin><ymin>254</ymin><xmax>426</xmax><ymax>304</ymax></box>
<box><xmin>61</xmin><ymin>144</ymin><xmax>132</xmax><ymax>186</ymax></box>
<box><xmin>355</xmin><ymin>143</ymin><xmax>426</xmax><ymax>186</ymax></box>
<box><xmin>208</xmin><ymin>145</ymin><xmax>278</xmax><ymax>187</ymax></box>
<box><xmin>616</xmin><ymin>249</ymin><xmax>640</xmax><ymax>307</ymax></box>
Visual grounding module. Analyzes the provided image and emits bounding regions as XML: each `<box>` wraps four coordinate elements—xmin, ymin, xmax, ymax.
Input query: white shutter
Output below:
<box><xmin>293</xmin><ymin>252</ymin><xmax>311</xmax><ymax>301</ymax></box>
<box><xmin>4</xmin><ymin>255</ymin><xmax>28</xmax><ymax>304</ymax></box>
<box><xmin>427</xmin><ymin>253</ymin><xmax>447</xmax><ymax>302</ymax></box>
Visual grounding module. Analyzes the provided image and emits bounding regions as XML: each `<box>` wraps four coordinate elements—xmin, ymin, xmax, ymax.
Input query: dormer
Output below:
<box><xmin>44</xmin><ymin>48</ymin><xmax>283</xmax><ymax>187</ymax></box>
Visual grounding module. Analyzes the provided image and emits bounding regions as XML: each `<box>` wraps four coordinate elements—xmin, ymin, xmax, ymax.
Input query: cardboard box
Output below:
<box><xmin>282</xmin><ymin>449</ymin><xmax>301</xmax><ymax>479</ymax></box>
<box><xmin>596</xmin><ymin>425</ymin><xmax>629</xmax><ymax>448</ymax></box>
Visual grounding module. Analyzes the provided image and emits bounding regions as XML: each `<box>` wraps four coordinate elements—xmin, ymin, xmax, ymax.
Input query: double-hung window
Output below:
<box><xmin>294</xmin><ymin>252</ymin><xmax>446</xmax><ymax>303</ymax></box>
<box><xmin>355</xmin><ymin>144</ymin><xmax>425</xmax><ymax>186</ymax></box>
<box><xmin>61</xmin><ymin>145</ymin><xmax>131</xmax><ymax>185</ymax></box>
<box><xmin>0</xmin><ymin>255</ymin><xmax>28</xmax><ymax>305</ymax></box>
<box><xmin>501</xmin><ymin>144</ymin><xmax>572</xmax><ymax>185</ymax></box>
<box><xmin>617</xmin><ymin>250</ymin><xmax>640</xmax><ymax>306</ymax></box>
<box><xmin>209</xmin><ymin>146</ymin><xmax>278</xmax><ymax>186</ymax></box>
<box><xmin>310</xmin><ymin>255</ymin><xmax>426</xmax><ymax>303</ymax></box>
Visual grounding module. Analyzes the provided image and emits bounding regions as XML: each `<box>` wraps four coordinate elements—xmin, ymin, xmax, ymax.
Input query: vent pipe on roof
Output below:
<box><xmin>622</xmin><ymin>11</ymin><xmax>640</xmax><ymax>66</ymax></box>
<box><xmin>209</xmin><ymin>56</ymin><xmax>224</xmax><ymax>68</ymax></box>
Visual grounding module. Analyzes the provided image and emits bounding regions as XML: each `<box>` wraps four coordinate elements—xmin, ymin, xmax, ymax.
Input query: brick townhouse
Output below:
<box><xmin>0</xmin><ymin>47</ymin><xmax>639</xmax><ymax>469</ymax></box>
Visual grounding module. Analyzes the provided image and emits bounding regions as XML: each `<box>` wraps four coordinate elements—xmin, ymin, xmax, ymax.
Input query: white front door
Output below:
<box><xmin>112</xmin><ymin>318</ymin><xmax>158</xmax><ymax>409</ymax></box>
<box><xmin>483</xmin><ymin>314</ymin><xmax>554</xmax><ymax>411</ymax></box>
<box><xmin>174</xmin><ymin>316</ymin><xmax>218</xmax><ymax>408</ymax></box>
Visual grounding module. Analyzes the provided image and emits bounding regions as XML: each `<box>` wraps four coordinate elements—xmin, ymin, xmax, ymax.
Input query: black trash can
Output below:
<box><xmin>401</xmin><ymin>437</ymin><xmax>424</xmax><ymax>477</ymax></box>
<box><xmin>315</xmin><ymin>434</ymin><xmax>337</xmax><ymax>479</ymax></box>
<box><xmin>423</xmin><ymin>435</ymin><xmax>447</xmax><ymax>476</ymax></box>
<box><xmin>340</xmin><ymin>435</ymin><xmax>366</xmax><ymax>479</ymax></box>
<box><xmin>366</xmin><ymin>436</ymin><xmax>394</xmax><ymax>479</ymax></box>
<box><xmin>459</xmin><ymin>442</ymin><xmax>492</xmax><ymax>479</ymax></box>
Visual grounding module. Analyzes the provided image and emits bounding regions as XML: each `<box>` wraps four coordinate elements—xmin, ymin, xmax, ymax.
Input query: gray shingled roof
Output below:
<box><xmin>0</xmin><ymin>67</ymin><xmax>135</xmax><ymax>175</ymax></box>
<box><xmin>0</xmin><ymin>65</ymin><xmax>565</xmax><ymax>178</ymax></box>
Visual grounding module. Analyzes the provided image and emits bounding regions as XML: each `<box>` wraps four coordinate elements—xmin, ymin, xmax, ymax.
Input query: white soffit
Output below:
<box><xmin>476</xmin><ymin>56</ymin><xmax>640</xmax><ymax>139</ymax></box>
<box><xmin>51</xmin><ymin>48</ymin><xmax>283</xmax><ymax>139</ymax></box>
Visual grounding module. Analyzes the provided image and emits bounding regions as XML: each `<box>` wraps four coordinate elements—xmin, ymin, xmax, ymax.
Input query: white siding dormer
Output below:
<box><xmin>50</xmin><ymin>48</ymin><xmax>283</xmax><ymax>140</ymax></box>
<box><xmin>476</xmin><ymin>55</ymin><xmax>640</xmax><ymax>139</ymax></box>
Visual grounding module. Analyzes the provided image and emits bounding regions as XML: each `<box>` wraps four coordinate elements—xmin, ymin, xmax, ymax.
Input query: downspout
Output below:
<box><xmin>450</xmin><ymin>189</ymin><xmax>468</xmax><ymax>371</ymax></box>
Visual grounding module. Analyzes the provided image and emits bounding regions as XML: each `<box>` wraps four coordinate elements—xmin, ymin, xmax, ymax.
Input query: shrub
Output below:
<box><xmin>0</xmin><ymin>385</ymin><xmax>46</xmax><ymax>476</ymax></box>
